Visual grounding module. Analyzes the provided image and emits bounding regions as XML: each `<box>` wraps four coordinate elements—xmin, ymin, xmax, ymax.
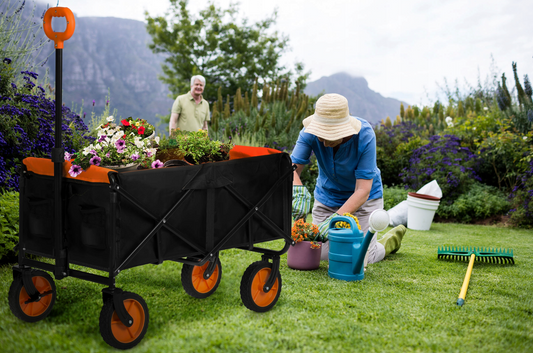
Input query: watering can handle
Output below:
<box><xmin>43</xmin><ymin>7</ymin><xmax>76</xmax><ymax>49</ymax></box>
<box><xmin>328</xmin><ymin>215</ymin><xmax>358</xmax><ymax>231</ymax></box>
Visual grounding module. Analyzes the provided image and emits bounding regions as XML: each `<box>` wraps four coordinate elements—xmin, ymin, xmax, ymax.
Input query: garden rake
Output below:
<box><xmin>437</xmin><ymin>246</ymin><xmax>514</xmax><ymax>306</ymax></box>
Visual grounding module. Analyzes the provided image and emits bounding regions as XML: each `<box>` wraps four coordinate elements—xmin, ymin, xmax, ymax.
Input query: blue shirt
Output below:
<box><xmin>290</xmin><ymin>117</ymin><xmax>383</xmax><ymax>208</ymax></box>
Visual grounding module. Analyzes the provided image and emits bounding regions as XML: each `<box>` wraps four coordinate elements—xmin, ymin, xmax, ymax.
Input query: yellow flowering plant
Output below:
<box><xmin>334</xmin><ymin>213</ymin><xmax>361</xmax><ymax>230</ymax></box>
<box><xmin>291</xmin><ymin>219</ymin><xmax>321</xmax><ymax>249</ymax></box>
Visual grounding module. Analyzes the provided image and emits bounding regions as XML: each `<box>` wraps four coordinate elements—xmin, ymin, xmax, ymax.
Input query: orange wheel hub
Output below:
<box><xmin>251</xmin><ymin>268</ymin><xmax>279</xmax><ymax>307</ymax></box>
<box><xmin>19</xmin><ymin>276</ymin><xmax>53</xmax><ymax>317</ymax></box>
<box><xmin>192</xmin><ymin>262</ymin><xmax>219</xmax><ymax>293</ymax></box>
<box><xmin>110</xmin><ymin>299</ymin><xmax>146</xmax><ymax>344</ymax></box>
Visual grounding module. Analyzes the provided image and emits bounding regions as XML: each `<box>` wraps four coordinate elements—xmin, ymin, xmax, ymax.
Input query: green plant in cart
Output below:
<box><xmin>167</xmin><ymin>129</ymin><xmax>233</xmax><ymax>165</ymax></box>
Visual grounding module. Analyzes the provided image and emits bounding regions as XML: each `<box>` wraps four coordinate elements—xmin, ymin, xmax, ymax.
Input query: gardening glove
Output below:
<box><xmin>292</xmin><ymin>185</ymin><xmax>312</xmax><ymax>221</ymax></box>
<box><xmin>316</xmin><ymin>213</ymin><xmax>339</xmax><ymax>243</ymax></box>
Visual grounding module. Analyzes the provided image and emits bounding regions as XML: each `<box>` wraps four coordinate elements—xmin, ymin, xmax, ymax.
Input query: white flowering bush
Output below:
<box><xmin>67</xmin><ymin>116</ymin><xmax>161</xmax><ymax>177</ymax></box>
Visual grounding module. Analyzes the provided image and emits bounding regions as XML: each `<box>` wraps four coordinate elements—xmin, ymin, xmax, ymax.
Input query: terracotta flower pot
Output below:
<box><xmin>287</xmin><ymin>241</ymin><xmax>321</xmax><ymax>270</ymax></box>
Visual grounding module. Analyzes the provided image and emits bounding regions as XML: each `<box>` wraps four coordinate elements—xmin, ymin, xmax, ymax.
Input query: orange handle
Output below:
<box><xmin>43</xmin><ymin>7</ymin><xmax>76</xmax><ymax>49</ymax></box>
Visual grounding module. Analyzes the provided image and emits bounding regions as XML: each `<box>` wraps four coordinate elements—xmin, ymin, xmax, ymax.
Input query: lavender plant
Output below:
<box><xmin>375</xmin><ymin>121</ymin><xmax>428</xmax><ymax>186</ymax></box>
<box><xmin>401</xmin><ymin>134</ymin><xmax>480</xmax><ymax>200</ymax></box>
<box><xmin>0</xmin><ymin>58</ymin><xmax>93</xmax><ymax>191</ymax></box>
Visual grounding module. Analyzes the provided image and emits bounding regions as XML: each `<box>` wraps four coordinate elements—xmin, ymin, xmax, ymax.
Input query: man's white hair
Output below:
<box><xmin>190</xmin><ymin>75</ymin><xmax>206</xmax><ymax>87</ymax></box>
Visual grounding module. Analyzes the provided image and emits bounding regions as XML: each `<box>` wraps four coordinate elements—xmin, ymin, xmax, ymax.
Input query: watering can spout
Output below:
<box><xmin>352</xmin><ymin>229</ymin><xmax>375</xmax><ymax>275</ymax></box>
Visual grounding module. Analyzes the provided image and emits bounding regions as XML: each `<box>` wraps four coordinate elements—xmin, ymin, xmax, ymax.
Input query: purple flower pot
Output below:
<box><xmin>287</xmin><ymin>241</ymin><xmax>321</xmax><ymax>270</ymax></box>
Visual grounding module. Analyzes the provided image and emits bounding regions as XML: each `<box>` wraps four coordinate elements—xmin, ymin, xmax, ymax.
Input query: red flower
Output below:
<box><xmin>138</xmin><ymin>126</ymin><xmax>145</xmax><ymax>135</ymax></box>
<box><xmin>121</xmin><ymin>119</ymin><xmax>130</xmax><ymax>126</ymax></box>
<box><xmin>123</xmin><ymin>134</ymin><xmax>126</xmax><ymax>139</ymax></box>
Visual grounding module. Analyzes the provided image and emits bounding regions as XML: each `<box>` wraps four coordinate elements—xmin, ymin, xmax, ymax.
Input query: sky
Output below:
<box><xmin>43</xmin><ymin>0</ymin><xmax>533</xmax><ymax>106</ymax></box>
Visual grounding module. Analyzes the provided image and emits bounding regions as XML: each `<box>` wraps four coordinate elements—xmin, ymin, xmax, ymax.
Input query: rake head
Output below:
<box><xmin>437</xmin><ymin>246</ymin><xmax>514</xmax><ymax>265</ymax></box>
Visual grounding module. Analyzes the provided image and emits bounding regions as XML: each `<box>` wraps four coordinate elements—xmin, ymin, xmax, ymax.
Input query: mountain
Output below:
<box><xmin>31</xmin><ymin>7</ymin><xmax>174</xmax><ymax>128</ymax></box>
<box><xmin>304</xmin><ymin>73</ymin><xmax>406</xmax><ymax>125</ymax></box>
<box><xmin>13</xmin><ymin>3</ymin><xmax>402</xmax><ymax>130</ymax></box>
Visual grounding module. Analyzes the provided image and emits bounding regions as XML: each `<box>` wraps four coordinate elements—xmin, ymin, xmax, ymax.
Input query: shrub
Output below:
<box><xmin>208</xmin><ymin>81</ymin><xmax>316</xmax><ymax>152</ymax></box>
<box><xmin>401</xmin><ymin>134</ymin><xmax>480</xmax><ymax>201</ymax></box>
<box><xmin>375</xmin><ymin>122</ymin><xmax>427</xmax><ymax>186</ymax></box>
<box><xmin>383</xmin><ymin>185</ymin><xmax>411</xmax><ymax>210</ymax></box>
<box><xmin>0</xmin><ymin>190</ymin><xmax>19</xmax><ymax>263</ymax></box>
<box><xmin>299</xmin><ymin>155</ymin><xmax>318</xmax><ymax>203</ymax></box>
<box><xmin>436</xmin><ymin>182</ymin><xmax>510</xmax><ymax>223</ymax></box>
<box><xmin>508</xmin><ymin>159</ymin><xmax>533</xmax><ymax>228</ymax></box>
<box><xmin>0</xmin><ymin>58</ymin><xmax>93</xmax><ymax>191</ymax></box>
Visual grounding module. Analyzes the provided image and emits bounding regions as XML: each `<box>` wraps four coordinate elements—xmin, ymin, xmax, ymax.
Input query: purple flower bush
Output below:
<box><xmin>400</xmin><ymin>134</ymin><xmax>480</xmax><ymax>200</ymax></box>
<box><xmin>375</xmin><ymin>122</ymin><xmax>428</xmax><ymax>186</ymax></box>
<box><xmin>0</xmin><ymin>58</ymin><xmax>93</xmax><ymax>191</ymax></box>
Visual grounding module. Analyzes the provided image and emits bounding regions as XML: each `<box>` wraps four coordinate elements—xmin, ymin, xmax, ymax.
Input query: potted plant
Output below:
<box><xmin>156</xmin><ymin>129</ymin><xmax>233</xmax><ymax>165</ymax></box>
<box><xmin>287</xmin><ymin>219</ymin><xmax>322</xmax><ymax>270</ymax></box>
<box><xmin>67</xmin><ymin>116</ymin><xmax>160</xmax><ymax>176</ymax></box>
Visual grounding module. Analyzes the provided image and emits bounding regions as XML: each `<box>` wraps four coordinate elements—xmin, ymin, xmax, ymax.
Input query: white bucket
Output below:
<box><xmin>407</xmin><ymin>194</ymin><xmax>440</xmax><ymax>230</ymax></box>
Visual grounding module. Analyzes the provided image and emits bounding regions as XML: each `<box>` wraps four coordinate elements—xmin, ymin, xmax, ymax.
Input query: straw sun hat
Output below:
<box><xmin>302</xmin><ymin>93</ymin><xmax>361</xmax><ymax>141</ymax></box>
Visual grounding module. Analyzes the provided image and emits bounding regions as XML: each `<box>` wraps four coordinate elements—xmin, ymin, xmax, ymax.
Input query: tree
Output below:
<box><xmin>145</xmin><ymin>0</ymin><xmax>298</xmax><ymax>103</ymax></box>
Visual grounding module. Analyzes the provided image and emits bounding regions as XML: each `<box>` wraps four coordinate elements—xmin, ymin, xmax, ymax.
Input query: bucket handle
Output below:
<box><xmin>43</xmin><ymin>7</ymin><xmax>76</xmax><ymax>49</ymax></box>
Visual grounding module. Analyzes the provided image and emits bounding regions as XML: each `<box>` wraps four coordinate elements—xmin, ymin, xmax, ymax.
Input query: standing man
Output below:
<box><xmin>169</xmin><ymin>75</ymin><xmax>210</xmax><ymax>134</ymax></box>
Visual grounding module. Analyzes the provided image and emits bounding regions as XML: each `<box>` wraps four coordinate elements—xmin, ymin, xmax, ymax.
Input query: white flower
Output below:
<box><xmin>447</xmin><ymin>122</ymin><xmax>454</xmax><ymax>128</ymax></box>
<box><xmin>483</xmin><ymin>107</ymin><xmax>488</xmax><ymax>111</ymax></box>
<box><xmin>82</xmin><ymin>145</ymin><xmax>94</xmax><ymax>156</ymax></box>
<box><xmin>524</xmin><ymin>136</ymin><xmax>528</xmax><ymax>141</ymax></box>
<box><xmin>445</xmin><ymin>116</ymin><xmax>453</xmax><ymax>124</ymax></box>
<box><xmin>147</xmin><ymin>148</ymin><xmax>157</xmax><ymax>157</ymax></box>
<box><xmin>106</xmin><ymin>116</ymin><xmax>114</xmax><ymax>122</ymax></box>
<box><xmin>473</xmin><ymin>127</ymin><xmax>476</xmax><ymax>131</ymax></box>
<box><xmin>154</xmin><ymin>136</ymin><xmax>160</xmax><ymax>144</ymax></box>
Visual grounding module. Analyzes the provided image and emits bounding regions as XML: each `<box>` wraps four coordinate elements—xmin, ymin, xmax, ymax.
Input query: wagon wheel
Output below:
<box><xmin>240</xmin><ymin>261</ymin><xmax>282</xmax><ymax>312</ymax></box>
<box><xmin>8</xmin><ymin>269</ymin><xmax>56</xmax><ymax>322</ymax></box>
<box><xmin>181</xmin><ymin>258</ymin><xmax>222</xmax><ymax>299</ymax></box>
<box><xmin>99</xmin><ymin>291</ymin><xmax>149</xmax><ymax>350</ymax></box>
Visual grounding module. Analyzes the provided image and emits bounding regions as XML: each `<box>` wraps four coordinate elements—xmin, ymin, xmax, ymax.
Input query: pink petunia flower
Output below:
<box><xmin>90</xmin><ymin>156</ymin><xmax>101</xmax><ymax>166</ymax></box>
<box><xmin>68</xmin><ymin>164</ymin><xmax>83</xmax><ymax>177</ymax></box>
<box><xmin>64</xmin><ymin>152</ymin><xmax>71</xmax><ymax>161</ymax></box>
<box><xmin>151</xmin><ymin>160</ymin><xmax>164</xmax><ymax>169</ymax></box>
<box><xmin>131</xmin><ymin>153</ymin><xmax>139</xmax><ymax>161</ymax></box>
<box><xmin>115</xmin><ymin>139</ymin><xmax>126</xmax><ymax>149</ymax></box>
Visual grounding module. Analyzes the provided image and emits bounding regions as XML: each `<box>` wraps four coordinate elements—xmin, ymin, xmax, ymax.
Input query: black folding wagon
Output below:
<box><xmin>9</xmin><ymin>146</ymin><xmax>294</xmax><ymax>349</ymax></box>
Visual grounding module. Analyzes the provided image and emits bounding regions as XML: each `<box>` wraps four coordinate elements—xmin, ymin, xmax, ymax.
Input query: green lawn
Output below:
<box><xmin>1</xmin><ymin>223</ymin><xmax>532</xmax><ymax>352</ymax></box>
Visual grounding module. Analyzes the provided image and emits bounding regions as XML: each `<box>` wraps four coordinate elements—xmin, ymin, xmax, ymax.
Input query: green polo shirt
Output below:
<box><xmin>171</xmin><ymin>91</ymin><xmax>210</xmax><ymax>131</ymax></box>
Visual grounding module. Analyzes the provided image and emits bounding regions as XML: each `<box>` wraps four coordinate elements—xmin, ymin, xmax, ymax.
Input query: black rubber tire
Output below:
<box><xmin>240</xmin><ymin>261</ymin><xmax>282</xmax><ymax>312</ymax></box>
<box><xmin>99</xmin><ymin>291</ymin><xmax>149</xmax><ymax>350</ymax></box>
<box><xmin>181</xmin><ymin>258</ymin><xmax>222</xmax><ymax>299</ymax></box>
<box><xmin>8</xmin><ymin>269</ymin><xmax>56</xmax><ymax>323</ymax></box>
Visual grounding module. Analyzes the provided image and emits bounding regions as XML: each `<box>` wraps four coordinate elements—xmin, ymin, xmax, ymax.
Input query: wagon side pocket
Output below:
<box><xmin>28</xmin><ymin>198</ymin><xmax>53</xmax><ymax>239</ymax></box>
<box><xmin>80</xmin><ymin>206</ymin><xmax>107</xmax><ymax>250</ymax></box>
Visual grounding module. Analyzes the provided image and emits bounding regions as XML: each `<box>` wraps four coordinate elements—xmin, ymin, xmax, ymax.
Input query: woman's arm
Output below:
<box><xmin>293</xmin><ymin>164</ymin><xmax>305</xmax><ymax>186</ymax></box>
<box><xmin>336</xmin><ymin>178</ymin><xmax>372</xmax><ymax>215</ymax></box>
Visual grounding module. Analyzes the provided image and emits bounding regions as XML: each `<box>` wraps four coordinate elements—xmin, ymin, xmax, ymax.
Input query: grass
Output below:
<box><xmin>1</xmin><ymin>222</ymin><xmax>532</xmax><ymax>352</ymax></box>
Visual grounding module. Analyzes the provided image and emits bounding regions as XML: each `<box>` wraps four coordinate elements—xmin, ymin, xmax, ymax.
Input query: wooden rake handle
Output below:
<box><xmin>457</xmin><ymin>253</ymin><xmax>475</xmax><ymax>306</ymax></box>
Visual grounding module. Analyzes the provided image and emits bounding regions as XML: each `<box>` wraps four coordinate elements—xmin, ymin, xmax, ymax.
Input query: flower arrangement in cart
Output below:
<box><xmin>67</xmin><ymin>116</ymin><xmax>161</xmax><ymax>177</ymax></box>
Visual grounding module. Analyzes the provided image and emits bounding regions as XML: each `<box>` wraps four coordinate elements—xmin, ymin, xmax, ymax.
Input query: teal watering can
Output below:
<box><xmin>328</xmin><ymin>210</ymin><xmax>390</xmax><ymax>281</ymax></box>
